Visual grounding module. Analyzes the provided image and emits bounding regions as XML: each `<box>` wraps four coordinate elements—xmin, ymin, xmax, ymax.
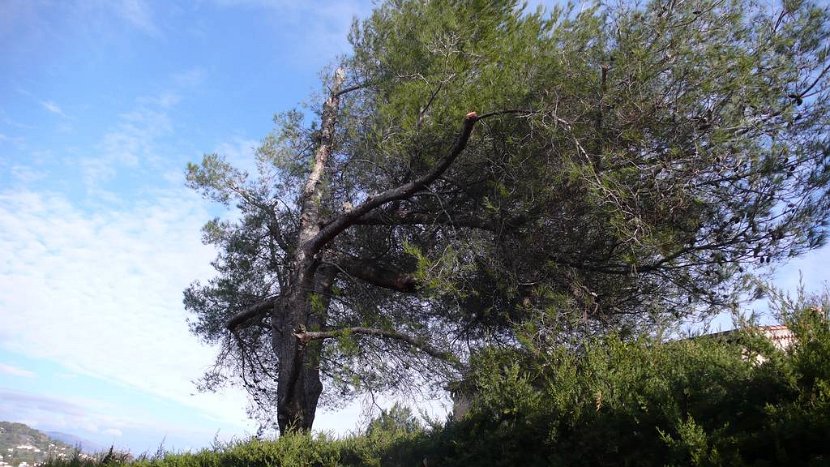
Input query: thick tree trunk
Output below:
<box><xmin>274</xmin><ymin>283</ymin><xmax>315</xmax><ymax>433</ymax></box>
<box><xmin>273</xmin><ymin>284</ymin><xmax>325</xmax><ymax>432</ymax></box>
<box><xmin>274</xmin><ymin>69</ymin><xmax>344</xmax><ymax>435</ymax></box>
<box><xmin>274</xmin><ymin>264</ymin><xmax>336</xmax><ymax>433</ymax></box>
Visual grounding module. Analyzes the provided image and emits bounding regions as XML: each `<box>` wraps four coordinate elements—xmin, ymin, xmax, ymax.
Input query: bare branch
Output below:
<box><xmin>299</xmin><ymin>68</ymin><xmax>345</xmax><ymax>240</ymax></box>
<box><xmin>475</xmin><ymin>109</ymin><xmax>534</xmax><ymax>120</ymax></box>
<box><xmin>334</xmin><ymin>80</ymin><xmax>374</xmax><ymax>98</ymax></box>
<box><xmin>798</xmin><ymin>61</ymin><xmax>830</xmax><ymax>99</ymax></box>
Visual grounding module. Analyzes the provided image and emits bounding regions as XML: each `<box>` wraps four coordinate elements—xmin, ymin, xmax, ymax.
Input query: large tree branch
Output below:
<box><xmin>335</xmin><ymin>256</ymin><xmax>418</xmax><ymax>293</ymax></box>
<box><xmin>294</xmin><ymin>327</ymin><xmax>456</xmax><ymax>363</ymax></box>
<box><xmin>307</xmin><ymin>111</ymin><xmax>481</xmax><ymax>254</ymax></box>
<box><xmin>227</xmin><ymin>297</ymin><xmax>278</xmax><ymax>331</ymax></box>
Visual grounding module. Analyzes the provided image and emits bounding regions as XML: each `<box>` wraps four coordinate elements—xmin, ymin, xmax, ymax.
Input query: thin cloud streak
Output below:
<box><xmin>10</xmin><ymin>165</ymin><xmax>46</xmax><ymax>184</ymax></box>
<box><xmin>0</xmin><ymin>388</ymin><xmax>231</xmax><ymax>450</ymax></box>
<box><xmin>40</xmin><ymin>100</ymin><xmax>67</xmax><ymax>117</ymax></box>
<box><xmin>171</xmin><ymin>68</ymin><xmax>206</xmax><ymax>89</ymax></box>
<box><xmin>109</xmin><ymin>0</ymin><xmax>161</xmax><ymax>37</ymax></box>
<box><xmin>0</xmin><ymin>363</ymin><xmax>35</xmax><ymax>378</ymax></box>
<box><xmin>0</xmin><ymin>390</ymin><xmax>88</xmax><ymax>418</ymax></box>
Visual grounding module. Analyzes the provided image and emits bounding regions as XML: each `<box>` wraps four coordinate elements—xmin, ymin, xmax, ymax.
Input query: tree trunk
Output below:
<box><xmin>274</xmin><ymin>279</ymin><xmax>317</xmax><ymax>433</ymax></box>
<box><xmin>274</xmin><ymin>264</ymin><xmax>336</xmax><ymax>433</ymax></box>
<box><xmin>273</xmin><ymin>278</ymin><xmax>327</xmax><ymax>433</ymax></box>
<box><xmin>274</xmin><ymin>69</ymin><xmax>344</xmax><ymax>434</ymax></box>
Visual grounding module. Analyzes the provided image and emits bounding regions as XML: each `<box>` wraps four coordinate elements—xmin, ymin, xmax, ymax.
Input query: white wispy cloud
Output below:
<box><xmin>1</xmin><ymin>112</ymin><xmax>35</xmax><ymax>130</ymax></box>
<box><xmin>78</xmin><ymin>65</ymin><xmax>210</xmax><ymax>193</ymax></box>
<box><xmin>1</xmin><ymin>390</ymin><xmax>116</xmax><ymax>436</ymax></box>
<box><xmin>213</xmin><ymin>138</ymin><xmax>260</xmax><ymax>175</ymax></box>
<box><xmin>78</xmin><ymin>95</ymin><xmax>175</xmax><ymax>191</ymax></box>
<box><xmin>0</xmin><ymin>363</ymin><xmax>35</xmax><ymax>378</ymax></box>
<box><xmin>171</xmin><ymin>68</ymin><xmax>206</xmax><ymax>89</ymax></box>
<box><xmin>103</xmin><ymin>428</ymin><xmax>124</xmax><ymax>437</ymax></box>
<box><xmin>0</xmin><ymin>188</ymin><xmax>250</xmax><ymax>428</ymax></box>
<box><xmin>0</xmin><ymin>391</ymin><xmax>87</xmax><ymax>420</ymax></box>
<box><xmin>109</xmin><ymin>0</ymin><xmax>160</xmax><ymax>37</ymax></box>
<box><xmin>155</xmin><ymin>92</ymin><xmax>181</xmax><ymax>109</ymax></box>
<box><xmin>40</xmin><ymin>100</ymin><xmax>67</xmax><ymax>117</ymax></box>
<box><xmin>101</xmin><ymin>107</ymin><xmax>171</xmax><ymax>164</ymax></box>
<box><xmin>11</xmin><ymin>165</ymin><xmax>47</xmax><ymax>184</ymax></box>
<box><xmin>0</xmin><ymin>132</ymin><xmax>25</xmax><ymax>147</ymax></box>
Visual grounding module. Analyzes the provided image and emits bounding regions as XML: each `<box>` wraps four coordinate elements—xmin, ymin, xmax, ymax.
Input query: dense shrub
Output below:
<box><xmin>427</xmin><ymin>303</ymin><xmax>830</xmax><ymax>466</ymax></box>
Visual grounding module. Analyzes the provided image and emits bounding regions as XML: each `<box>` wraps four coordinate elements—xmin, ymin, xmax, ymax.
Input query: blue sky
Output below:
<box><xmin>1</xmin><ymin>0</ymin><xmax>829</xmax><ymax>455</ymax></box>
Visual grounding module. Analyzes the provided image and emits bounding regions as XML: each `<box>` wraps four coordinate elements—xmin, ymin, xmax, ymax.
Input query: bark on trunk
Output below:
<box><xmin>274</xmin><ymin>266</ymin><xmax>335</xmax><ymax>433</ymax></box>
<box><xmin>275</xmin><ymin>69</ymin><xmax>345</xmax><ymax>435</ymax></box>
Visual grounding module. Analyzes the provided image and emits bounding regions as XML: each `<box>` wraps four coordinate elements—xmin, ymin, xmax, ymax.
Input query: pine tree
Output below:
<box><xmin>185</xmin><ymin>0</ymin><xmax>830</xmax><ymax>433</ymax></box>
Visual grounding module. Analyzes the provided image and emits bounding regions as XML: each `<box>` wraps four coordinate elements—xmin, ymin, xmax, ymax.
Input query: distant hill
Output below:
<box><xmin>44</xmin><ymin>431</ymin><xmax>102</xmax><ymax>453</ymax></box>
<box><xmin>0</xmin><ymin>421</ymin><xmax>87</xmax><ymax>466</ymax></box>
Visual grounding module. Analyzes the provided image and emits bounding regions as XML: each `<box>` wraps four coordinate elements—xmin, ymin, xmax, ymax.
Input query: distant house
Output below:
<box><xmin>707</xmin><ymin>324</ymin><xmax>796</xmax><ymax>351</ymax></box>
<box><xmin>705</xmin><ymin>324</ymin><xmax>797</xmax><ymax>364</ymax></box>
<box><xmin>710</xmin><ymin>324</ymin><xmax>796</xmax><ymax>365</ymax></box>
<box><xmin>751</xmin><ymin>324</ymin><xmax>796</xmax><ymax>351</ymax></box>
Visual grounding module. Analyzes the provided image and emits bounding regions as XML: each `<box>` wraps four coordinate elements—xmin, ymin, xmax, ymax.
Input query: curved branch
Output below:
<box><xmin>227</xmin><ymin>297</ymin><xmax>278</xmax><ymax>331</ymax></box>
<box><xmin>334</xmin><ymin>81</ymin><xmax>372</xmax><ymax>97</ymax></box>
<box><xmin>308</xmin><ymin>112</ymin><xmax>481</xmax><ymax>253</ymax></box>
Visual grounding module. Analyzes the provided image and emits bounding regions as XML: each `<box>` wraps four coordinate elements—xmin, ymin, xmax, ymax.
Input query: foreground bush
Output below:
<box><xmin>430</xmin><ymin>301</ymin><xmax>830</xmax><ymax>466</ymax></box>
<box><xmin>44</xmin><ymin>304</ymin><xmax>829</xmax><ymax>466</ymax></box>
